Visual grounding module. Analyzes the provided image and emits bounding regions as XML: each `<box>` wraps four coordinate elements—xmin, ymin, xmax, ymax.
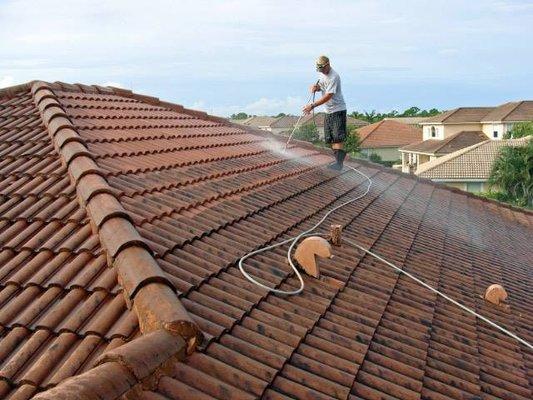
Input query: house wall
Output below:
<box><xmin>361</xmin><ymin>147</ymin><xmax>401</xmax><ymax>162</ymax></box>
<box><xmin>422</xmin><ymin>123</ymin><xmax>482</xmax><ymax>140</ymax></box>
<box><xmin>481</xmin><ymin>122</ymin><xmax>516</xmax><ymax>139</ymax></box>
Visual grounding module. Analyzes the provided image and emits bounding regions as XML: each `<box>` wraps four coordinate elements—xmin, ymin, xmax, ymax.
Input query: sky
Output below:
<box><xmin>1</xmin><ymin>0</ymin><xmax>532</xmax><ymax>117</ymax></box>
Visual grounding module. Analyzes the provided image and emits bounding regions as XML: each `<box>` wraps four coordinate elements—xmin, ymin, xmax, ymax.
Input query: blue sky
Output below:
<box><xmin>1</xmin><ymin>0</ymin><xmax>532</xmax><ymax>116</ymax></box>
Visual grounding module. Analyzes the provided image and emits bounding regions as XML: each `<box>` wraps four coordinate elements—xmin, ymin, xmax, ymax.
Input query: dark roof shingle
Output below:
<box><xmin>0</xmin><ymin>81</ymin><xmax>531</xmax><ymax>400</ymax></box>
<box><xmin>423</xmin><ymin>107</ymin><xmax>494</xmax><ymax>124</ymax></box>
<box><xmin>400</xmin><ymin>130</ymin><xmax>488</xmax><ymax>155</ymax></box>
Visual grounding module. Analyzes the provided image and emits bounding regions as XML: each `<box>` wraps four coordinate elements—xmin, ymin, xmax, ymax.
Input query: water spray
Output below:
<box><xmin>237</xmin><ymin>84</ymin><xmax>533</xmax><ymax>349</ymax></box>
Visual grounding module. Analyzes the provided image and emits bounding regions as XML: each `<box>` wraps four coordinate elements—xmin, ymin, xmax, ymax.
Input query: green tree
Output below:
<box><xmin>344</xmin><ymin>124</ymin><xmax>361</xmax><ymax>154</ymax></box>
<box><xmin>293</xmin><ymin>123</ymin><xmax>319</xmax><ymax>143</ymax></box>
<box><xmin>274</xmin><ymin>112</ymin><xmax>286</xmax><ymax>118</ymax></box>
<box><xmin>488</xmin><ymin>139</ymin><xmax>532</xmax><ymax>207</ymax></box>
<box><xmin>401</xmin><ymin>107</ymin><xmax>420</xmax><ymax>116</ymax></box>
<box><xmin>504</xmin><ymin>121</ymin><xmax>533</xmax><ymax>139</ymax></box>
<box><xmin>369</xmin><ymin>153</ymin><xmax>383</xmax><ymax>163</ymax></box>
<box><xmin>350</xmin><ymin>107</ymin><xmax>441</xmax><ymax>123</ymax></box>
<box><xmin>230</xmin><ymin>112</ymin><xmax>250</xmax><ymax>120</ymax></box>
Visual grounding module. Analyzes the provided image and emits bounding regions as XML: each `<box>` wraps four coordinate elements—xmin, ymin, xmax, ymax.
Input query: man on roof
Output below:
<box><xmin>303</xmin><ymin>55</ymin><xmax>347</xmax><ymax>170</ymax></box>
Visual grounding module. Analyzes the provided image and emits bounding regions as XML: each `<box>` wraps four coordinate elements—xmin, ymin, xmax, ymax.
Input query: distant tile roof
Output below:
<box><xmin>230</xmin><ymin>116</ymin><xmax>253</xmax><ymax>125</ymax></box>
<box><xmin>481</xmin><ymin>101</ymin><xmax>533</xmax><ymax>122</ymax></box>
<box><xmin>423</xmin><ymin>107</ymin><xmax>494</xmax><ymax>124</ymax></box>
<box><xmin>270</xmin><ymin>115</ymin><xmax>300</xmax><ymax>129</ymax></box>
<box><xmin>1</xmin><ymin>81</ymin><xmax>532</xmax><ymax>400</ymax></box>
<box><xmin>417</xmin><ymin>136</ymin><xmax>531</xmax><ymax>180</ymax></box>
<box><xmin>401</xmin><ymin>130</ymin><xmax>488</xmax><ymax>155</ymax></box>
<box><xmin>301</xmin><ymin>112</ymin><xmax>368</xmax><ymax>128</ymax></box>
<box><xmin>383</xmin><ymin>116</ymin><xmax>431</xmax><ymax>125</ymax></box>
<box><xmin>357</xmin><ymin>120</ymin><xmax>422</xmax><ymax>149</ymax></box>
<box><xmin>241</xmin><ymin>116</ymin><xmax>279</xmax><ymax>127</ymax></box>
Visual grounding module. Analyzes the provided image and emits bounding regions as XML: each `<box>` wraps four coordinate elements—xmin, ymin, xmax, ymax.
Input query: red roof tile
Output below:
<box><xmin>358</xmin><ymin>120</ymin><xmax>422</xmax><ymax>149</ymax></box>
<box><xmin>0</xmin><ymin>81</ymin><xmax>532</xmax><ymax>400</ymax></box>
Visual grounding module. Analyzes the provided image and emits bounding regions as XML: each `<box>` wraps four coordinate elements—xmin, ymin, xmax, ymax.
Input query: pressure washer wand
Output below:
<box><xmin>284</xmin><ymin>80</ymin><xmax>319</xmax><ymax>151</ymax></box>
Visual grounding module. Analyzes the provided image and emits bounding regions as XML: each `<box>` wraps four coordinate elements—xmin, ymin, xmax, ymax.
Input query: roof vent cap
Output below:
<box><xmin>294</xmin><ymin>236</ymin><xmax>332</xmax><ymax>278</ymax></box>
<box><xmin>484</xmin><ymin>284</ymin><xmax>508</xmax><ymax>305</ymax></box>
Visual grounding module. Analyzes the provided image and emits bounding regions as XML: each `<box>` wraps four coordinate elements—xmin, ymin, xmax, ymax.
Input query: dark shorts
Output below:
<box><xmin>324</xmin><ymin>110</ymin><xmax>347</xmax><ymax>144</ymax></box>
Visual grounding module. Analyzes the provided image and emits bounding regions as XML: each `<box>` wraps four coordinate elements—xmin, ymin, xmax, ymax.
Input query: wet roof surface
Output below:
<box><xmin>0</xmin><ymin>82</ymin><xmax>532</xmax><ymax>400</ymax></box>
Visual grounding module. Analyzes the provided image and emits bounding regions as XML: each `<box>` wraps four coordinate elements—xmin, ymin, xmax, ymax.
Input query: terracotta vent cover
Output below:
<box><xmin>294</xmin><ymin>236</ymin><xmax>332</xmax><ymax>278</ymax></box>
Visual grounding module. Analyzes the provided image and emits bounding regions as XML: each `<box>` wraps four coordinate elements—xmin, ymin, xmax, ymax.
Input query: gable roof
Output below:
<box><xmin>422</xmin><ymin>107</ymin><xmax>494</xmax><ymax>124</ymax></box>
<box><xmin>400</xmin><ymin>130</ymin><xmax>487</xmax><ymax>155</ymax></box>
<box><xmin>481</xmin><ymin>101</ymin><xmax>533</xmax><ymax>122</ymax></box>
<box><xmin>358</xmin><ymin>120</ymin><xmax>422</xmax><ymax>149</ymax></box>
<box><xmin>416</xmin><ymin>136</ymin><xmax>531</xmax><ymax>180</ymax></box>
<box><xmin>0</xmin><ymin>81</ymin><xmax>532</xmax><ymax>400</ymax></box>
<box><xmin>270</xmin><ymin>115</ymin><xmax>300</xmax><ymax>129</ymax></box>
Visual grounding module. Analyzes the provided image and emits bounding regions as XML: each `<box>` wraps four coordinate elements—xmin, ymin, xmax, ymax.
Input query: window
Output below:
<box><xmin>493</xmin><ymin>130</ymin><xmax>498</xmax><ymax>138</ymax></box>
<box><xmin>431</xmin><ymin>126</ymin><xmax>436</xmax><ymax>138</ymax></box>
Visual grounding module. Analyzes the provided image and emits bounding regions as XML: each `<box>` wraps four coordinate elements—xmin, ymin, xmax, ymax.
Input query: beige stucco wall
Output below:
<box><xmin>422</xmin><ymin>123</ymin><xmax>482</xmax><ymax>140</ymax></box>
<box><xmin>481</xmin><ymin>122</ymin><xmax>517</xmax><ymax>140</ymax></box>
<box><xmin>361</xmin><ymin>147</ymin><xmax>401</xmax><ymax>162</ymax></box>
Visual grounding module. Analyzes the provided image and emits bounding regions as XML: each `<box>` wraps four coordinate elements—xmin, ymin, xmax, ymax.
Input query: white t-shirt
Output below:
<box><xmin>318</xmin><ymin>68</ymin><xmax>346</xmax><ymax>114</ymax></box>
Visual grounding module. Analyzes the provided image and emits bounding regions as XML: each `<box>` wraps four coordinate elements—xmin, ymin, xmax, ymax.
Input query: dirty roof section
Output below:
<box><xmin>400</xmin><ymin>130</ymin><xmax>487</xmax><ymax>155</ymax></box>
<box><xmin>481</xmin><ymin>101</ymin><xmax>533</xmax><ymax>122</ymax></box>
<box><xmin>0</xmin><ymin>84</ymin><xmax>139</xmax><ymax>399</ymax></box>
<box><xmin>1</xmin><ymin>82</ymin><xmax>532</xmax><ymax>400</ymax></box>
<box><xmin>423</xmin><ymin>107</ymin><xmax>494</xmax><ymax>124</ymax></box>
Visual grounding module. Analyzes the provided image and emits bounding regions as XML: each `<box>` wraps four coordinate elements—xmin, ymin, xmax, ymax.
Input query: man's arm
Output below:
<box><xmin>303</xmin><ymin>92</ymin><xmax>333</xmax><ymax>115</ymax></box>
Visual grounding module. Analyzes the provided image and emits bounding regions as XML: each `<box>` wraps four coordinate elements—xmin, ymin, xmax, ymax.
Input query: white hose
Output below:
<box><xmin>238</xmin><ymin>116</ymin><xmax>533</xmax><ymax>348</ymax></box>
<box><xmin>284</xmin><ymin>91</ymin><xmax>315</xmax><ymax>151</ymax></box>
<box><xmin>238</xmin><ymin>165</ymin><xmax>372</xmax><ymax>295</ymax></box>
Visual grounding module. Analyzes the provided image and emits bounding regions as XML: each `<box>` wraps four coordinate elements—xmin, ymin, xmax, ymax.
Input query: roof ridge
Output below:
<box><xmin>28</xmin><ymin>81</ymin><xmax>202</xmax><ymax>396</ymax></box>
<box><xmin>33</xmin><ymin>329</ymin><xmax>187</xmax><ymax>400</ymax></box>
<box><xmin>440</xmin><ymin>107</ymin><xmax>461</xmax><ymax>123</ymax></box>
<box><xmin>359</xmin><ymin>119</ymin><xmax>384</xmax><ymax>143</ymax></box>
<box><xmin>499</xmin><ymin>100</ymin><xmax>523</xmax><ymax>122</ymax></box>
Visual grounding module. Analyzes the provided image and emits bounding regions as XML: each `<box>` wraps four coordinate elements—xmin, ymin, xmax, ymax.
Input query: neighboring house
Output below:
<box><xmin>229</xmin><ymin>116</ymin><xmax>253</xmax><ymax>125</ymax></box>
<box><xmin>400</xmin><ymin>101</ymin><xmax>533</xmax><ymax>173</ymax></box>
<box><xmin>400</xmin><ymin>130</ymin><xmax>487</xmax><ymax>173</ymax></box>
<box><xmin>269</xmin><ymin>115</ymin><xmax>300</xmax><ymax>135</ymax></box>
<box><xmin>239</xmin><ymin>115</ymin><xmax>280</xmax><ymax>131</ymax></box>
<box><xmin>300</xmin><ymin>112</ymin><xmax>368</xmax><ymax>139</ymax></box>
<box><xmin>416</xmin><ymin>136</ymin><xmax>531</xmax><ymax>192</ymax></box>
<box><xmin>480</xmin><ymin>101</ymin><xmax>533</xmax><ymax>138</ymax></box>
<box><xmin>357</xmin><ymin>119</ymin><xmax>422</xmax><ymax>162</ymax></box>
<box><xmin>383</xmin><ymin>116</ymin><xmax>431</xmax><ymax>126</ymax></box>
<box><xmin>0</xmin><ymin>81</ymin><xmax>532</xmax><ymax>400</ymax></box>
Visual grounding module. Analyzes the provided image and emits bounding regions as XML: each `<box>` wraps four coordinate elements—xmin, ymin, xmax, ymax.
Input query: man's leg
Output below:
<box><xmin>332</xmin><ymin>142</ymin><xmax>346</xmax><ymax>169</ymax></box>
<box><xmin>330</xmin><ymin>110</ymin><xmax>347</xmax><ymax>169</ymax></box>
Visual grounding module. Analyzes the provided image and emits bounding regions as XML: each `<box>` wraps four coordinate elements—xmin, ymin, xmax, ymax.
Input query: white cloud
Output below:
<box><xmin>0</xmin><ymin>76</ymin><xmax>15</xmax><ymax>88</ymax></box>
<box><xmin>191</xmin><ymin>96</ymin><xmax>306</xmax><ymax>117</ymax></box>
<box><xmin>0</xmin><ymin>1</ymin><xmax>531</xmax><ymax>109</ymax></box>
